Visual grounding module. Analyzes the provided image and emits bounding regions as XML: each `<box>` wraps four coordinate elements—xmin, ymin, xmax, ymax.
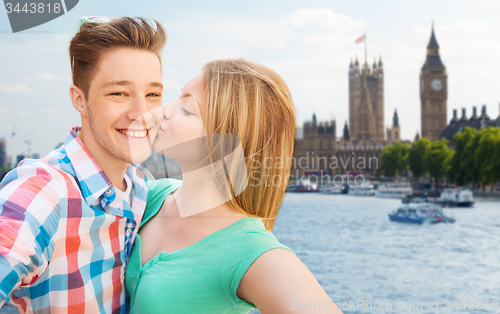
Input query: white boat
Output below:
<box><xmin>286</xmin><ymin>179</ymin><xmax>319</xmax><ymax>193</ymax></box>
<box><xmin>319</xmin><ymin>184</ymin><xmax>344</xmax><ymax>194</ymax></box>
<box><xmin>389</xmin><ymin>199</ymin><xmax>455</xmax><ymax>224</ymax></box>
<box><xmin>347</xmin><ymin>184</ymin><xmax>375</xmax><ymax>196</ymax></box>
<box><xmin>439</xmin><ymin>188</ymin><xmax>475</xmax><ymax>207</ymax></box>
<box><xmin>376</xmin><ymin>182</ymin><xmax>413</xmax><ymax>199</ymax></box>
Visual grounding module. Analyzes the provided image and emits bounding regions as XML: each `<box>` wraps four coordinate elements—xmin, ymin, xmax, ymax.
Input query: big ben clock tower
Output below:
<box><xmin>420</xmin><ymin>24</ymin><xmax>447</xmax><ymax>141</ymax></box>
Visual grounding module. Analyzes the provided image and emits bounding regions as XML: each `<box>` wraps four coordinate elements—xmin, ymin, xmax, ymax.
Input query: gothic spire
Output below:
<box><xmin>427</xmin><ymin>22</ymin><xmax>439</xmax><ymax>48</ymax></box>
<box><xmin>393</xmin><ymin>109</ymin><xmax>399</xmax><ymax>128</ymax></box>
<box><xmin>423</xmin><ymin>23</ymin><xmax>444</xmax><ymax>68</ymax></box>
<box><xmin>343</xmin><ymin>121</ymin><xmax>350</xmax><ymax>142</ymax></box>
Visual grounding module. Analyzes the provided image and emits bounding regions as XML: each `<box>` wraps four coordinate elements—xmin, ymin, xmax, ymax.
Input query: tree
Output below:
<box><xmin>461</xmin><ymin>128</ymin><xmax>483</xmax><ymax>186</ymax></box>
<box><xmin>475</xmin><ymin>127</ymin><xmax>500</xmax><ymax>186</ymax></box>
<box><xmin>408</xmin><ymin>138</ymin><xmax>431</xmax><ymax>178</ymax></box>
<box><xmin>379</xmin><ymin>141</ymin><xmax>410</xmax><ymax>177</ymax></box>
<box><xmin>447</xmin><ymin>127</ymin><xmax>477</xmax><ymax>186</ymax></box>
<box><xmin>423</xmin><ymin>138</ymin><xmax>453</xmax><ymax>183</ymax></box>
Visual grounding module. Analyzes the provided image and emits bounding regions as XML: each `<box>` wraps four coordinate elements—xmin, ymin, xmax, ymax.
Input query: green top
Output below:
<box><xmin>125</xmin><ymin>178</ymin><xmax>293</xmax><ymax>314</ymax></box>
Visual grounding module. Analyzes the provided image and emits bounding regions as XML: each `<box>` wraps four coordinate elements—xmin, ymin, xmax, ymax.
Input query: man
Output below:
<box><xmin>0</xmin><ymin>17</ymin><xmax>166</xmax><ymax>313</ymax></box>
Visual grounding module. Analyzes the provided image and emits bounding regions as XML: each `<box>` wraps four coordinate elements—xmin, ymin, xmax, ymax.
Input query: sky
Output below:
<box><xmin>1</xmin><ymin>0</ymin><xmax>500</xmax><ymax>160</ymax></box>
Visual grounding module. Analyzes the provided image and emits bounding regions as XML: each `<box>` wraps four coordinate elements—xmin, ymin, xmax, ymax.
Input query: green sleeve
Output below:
<box><xmin>220</xmin><ymin>224</ymin><xmax>294</xmax><ymax>305</ymax></box>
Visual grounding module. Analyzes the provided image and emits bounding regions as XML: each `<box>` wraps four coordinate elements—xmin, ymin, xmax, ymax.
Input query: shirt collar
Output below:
<box><xmin>63</xmin><ymin>127</ymin><xmax>113</xmax><ymax>206</ymax></box>
<box><xmin>63</xmin><ymin>127</ymin><xmax>148</xmax><ymax>209</ymax></box>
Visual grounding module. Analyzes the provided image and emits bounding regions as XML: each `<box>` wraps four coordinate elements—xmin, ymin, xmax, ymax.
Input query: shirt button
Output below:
<box><xmin>126</xmin><ymin>229</ymin><xmax>132</xmax><ymax>236</ymax></box>
<box><xmin>105</xmin><ymin>189</ymin><xmax>112</xmax><ymax>194</ymax></box>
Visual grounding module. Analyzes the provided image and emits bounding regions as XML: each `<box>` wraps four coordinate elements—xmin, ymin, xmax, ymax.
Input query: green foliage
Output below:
<box><xmin>423</xmin><ymin>138</ymin><xmax>453</xmax><ymax>181</ymax></box>
<box><xmin>379</xmin><ymin>141</ymin><xmax>410</xmax><ymax>177</ymax></box>
<box><xmin>377</xmin><ymin>127</ymin><xmax>500</xmax><ymax>186</ymax></box>
<box><xmin>446</xmin><ymin>126</ymin><xmax>500</xmax><ymax>187</ymax></box>
<box><xmin>461</xmin><ymin>128</ymin><xmax>484</xmax><ymax>185</ymax></box>
<box><xmin>475</xmin><ymin>127</ymin><xmax>500</xmax><ymax>185</ymax></box>
<box><xmin>408</xmin><ymin>138</ymin><xmax>431</xmax><ymax>178</ymax></box>
<box><xmin>447</xmin><ymin>127</ymin><xmax>478</xmax><ymax>185</ymax></box>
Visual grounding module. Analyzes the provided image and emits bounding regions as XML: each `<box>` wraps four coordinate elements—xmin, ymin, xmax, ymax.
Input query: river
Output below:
<box><xmin>251</xmin><ymin>193</ymin><xmax>500</xmax><ymax>313</ymax></box>
<box><xmin>1</xmin><ymin>194</ymin><xmax>499</xmax><ymax>313</ymax></box>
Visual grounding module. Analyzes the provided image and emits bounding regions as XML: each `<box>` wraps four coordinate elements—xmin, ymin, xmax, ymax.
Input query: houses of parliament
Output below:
<box><xmin>292</xmin><ymin>25</ymin><xmax>447</xmax><ymax>177</ymax></box>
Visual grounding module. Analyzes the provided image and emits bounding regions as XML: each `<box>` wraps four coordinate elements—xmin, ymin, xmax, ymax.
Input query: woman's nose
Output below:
<box><xmin>163</xmin><ymin>102</ymin><xmax>174</xmax><ymax>120</ymax></box>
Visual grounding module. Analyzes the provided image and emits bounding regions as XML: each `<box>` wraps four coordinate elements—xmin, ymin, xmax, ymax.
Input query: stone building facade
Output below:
<box><xmin>292</xmin><ymin>54</ymin><xmax>402</xmax><ymax>179</ymax></box>
<box><xmin>293</xmin><ymin>109</ymin><xmax>401</xmax><ymax>179</ymax></box>
<box><xmin>386</xmin><ymin>110</ymin><xmax>401</xmax><ymax>144</ymax></box>
<box><xmin>349</xmin><ymin>57</ymin><xmax>384</xmax><ymax>143</ymax></box>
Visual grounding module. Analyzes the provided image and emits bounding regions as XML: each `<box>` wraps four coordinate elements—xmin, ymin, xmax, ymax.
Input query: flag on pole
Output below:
<box><xmin>355</xmin><ymin>34</ymin><xmax>365</xmax><ymax>44</ymax></box>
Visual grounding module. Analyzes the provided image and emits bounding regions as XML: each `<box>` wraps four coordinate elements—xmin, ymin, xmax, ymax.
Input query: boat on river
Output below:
<box><xmin>286</xmin><ymin>179</ymin><xmax>319</xmax><ymax>193</ymax></box>
<box><xmin>388</xmin><ymin>198</ymin><xmax>455</xmax><ymax>224</ymax></box>
<box><xmin>319</xmin><ymin>184</ymin><xmax>344</xmax><ymax>194</ymax></box>
<box><xmin>376</xmin><ymin>182</ymin><xmax>413</xmax><ymax>199</ymax></box>
<box><xmin>438</xmin><ymin>188</ymin><xmax>475</xmax><ymax>207</ymax></box>
<box><xmin>347</xmin><ymin>184</ymin><xmax>375</xmax><ymax>196</ymax></box>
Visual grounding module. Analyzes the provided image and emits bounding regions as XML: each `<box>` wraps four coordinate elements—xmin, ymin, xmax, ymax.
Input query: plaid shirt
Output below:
<box><xmin>0</xmin><ymin>128</ymin><xmax>150</xmax><ymax>313</ymax></box>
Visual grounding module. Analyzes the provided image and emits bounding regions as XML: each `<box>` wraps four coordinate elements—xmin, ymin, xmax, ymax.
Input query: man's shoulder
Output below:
<box><xmin>0</xmin><ymin>161</ymin><xmax>78</xmax><ymax>221</ymax></box>
<box><xmin>1</xmin><ymin>156</ymin><xmax>78</xmax><ymax>199</ymax></box>
<box><xmin>20</xmin><ymin>156</ymin><xmax>75</xmax><ymax>181</ymax></box>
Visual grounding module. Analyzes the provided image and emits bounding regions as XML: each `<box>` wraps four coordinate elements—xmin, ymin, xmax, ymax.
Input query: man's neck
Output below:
<box><xmin>78</xmin><ymin>128</ymin><xmax>129</xmax><ymax>191</ymax></box>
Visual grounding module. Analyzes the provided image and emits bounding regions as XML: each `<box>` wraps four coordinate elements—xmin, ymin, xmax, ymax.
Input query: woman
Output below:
<box><xmin>125</xmin><ymin>59</ymin><xmax>342</xmax><ymax>313</ymax></box>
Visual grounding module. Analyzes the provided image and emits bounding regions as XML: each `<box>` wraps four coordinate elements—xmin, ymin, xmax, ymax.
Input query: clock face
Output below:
<box><xmin>431</xmin><ymin>79</ymin><xmax>443</xmax><ymax>91</ymax></box>
<box><xmin>379</xmin><ymin>73</ymin><xmax>383</xmax><ymax>78</ymax></box>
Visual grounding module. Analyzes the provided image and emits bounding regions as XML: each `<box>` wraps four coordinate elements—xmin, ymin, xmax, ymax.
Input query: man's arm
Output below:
<box><xmin>0</xmin><ymin>165</ymin><xmax>60</xmax><ymax>307</ymax></box>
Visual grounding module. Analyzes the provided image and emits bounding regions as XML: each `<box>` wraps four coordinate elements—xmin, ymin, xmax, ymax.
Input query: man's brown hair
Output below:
<box><xmin>69</xmin><ymin>17</ymin><xmax>166</xmax><ymax>99</ymax></box>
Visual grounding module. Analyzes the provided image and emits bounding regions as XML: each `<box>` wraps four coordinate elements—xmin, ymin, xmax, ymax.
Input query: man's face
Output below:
<box><xmin>83</xmin><ymin>48</ymin><xmax>163</xmax><ymax>164</ymax></box>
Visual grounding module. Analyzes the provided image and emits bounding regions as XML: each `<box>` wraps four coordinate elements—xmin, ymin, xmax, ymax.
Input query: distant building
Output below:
<box><xmin>440</xmin><ymin>105</ymin><xmax>500</xmax><ymax>143</ymax></box>
<box><xmin>386</xmin><ymin>110</ymin><xmax>401</xmax><ymax>144</ymax></box>
<box><xmin>349</xmin><ymin>56</ymin><xmax>385</xmax><ymax>143</ymax></box>
<box><xmin>0</xmin><ymin>138</ymin><xmax>6</xmax><ymax>167</ymax></box>
<box><xmin>31</xmin><ymin>153</ymin><xmax>40</xmax><ymax>159</ymax></box>
<box><xmin>293</xmin><ymin>113</ymin><xmax>388</xmax><ymax>177</ymax></box>
<box><xmin>414</xmin><ymin>132</ymin><xmax>420</xmax><ymax>142</ymax></box>
<box><xmin>292</xmin><ymin>54</ymin><xmax>404</xmax><ymax>178</ymax></box>
<box><xmin>420</xmin><ymin>24</ymin><xmax>448</xmax><ymax>141</ymax></box>
<box><xmin>16</xmin><ymin>154</ymin><xmax>25</xmax><ymax>165</ymax></box>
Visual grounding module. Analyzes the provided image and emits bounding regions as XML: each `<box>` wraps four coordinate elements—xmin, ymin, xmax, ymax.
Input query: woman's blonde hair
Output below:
<box><xmin>201</xmin><ymin>58</ymin><xmax>296</xmax><ymax>231</ymax></box>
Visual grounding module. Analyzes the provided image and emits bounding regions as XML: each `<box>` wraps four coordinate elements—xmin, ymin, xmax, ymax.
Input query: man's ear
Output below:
<box><xmin>69</xmin><ymin>85</ymin><xmax>88</xmax><ymax>116</ymax></box>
